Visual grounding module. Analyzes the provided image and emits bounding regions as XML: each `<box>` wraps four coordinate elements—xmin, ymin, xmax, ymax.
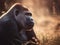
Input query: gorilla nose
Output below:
<box><xmin>25</xmin><ymin>17</ymin><xmax>34</xmax><ymax>29</ymax></box>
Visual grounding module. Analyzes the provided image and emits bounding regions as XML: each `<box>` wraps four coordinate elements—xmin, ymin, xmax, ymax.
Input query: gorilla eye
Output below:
<box><xmin>25</xmin><ymin>13</ymin><xmax>32</xmax><ymax>16</ymax></box>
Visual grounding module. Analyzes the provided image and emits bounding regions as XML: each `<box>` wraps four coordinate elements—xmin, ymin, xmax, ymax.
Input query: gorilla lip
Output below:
<box><xmin>25</xmin><ymin>22</ymin><xmax>34</xmax><ymax>29</ymax></box>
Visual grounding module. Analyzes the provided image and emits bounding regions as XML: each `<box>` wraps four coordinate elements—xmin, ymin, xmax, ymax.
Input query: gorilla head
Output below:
<box><xmin>0</xmin><ymin>3</ymin><xmax>34</xmax><ymax>29</ymax></box>
<box><xmin>0</xmin><ymin>3</ymin><xmax>34</xmax><ymax>45</ymax></box>
<box><xmin>12</xmin><ymin>3</ymin><xmax>34</xmax><ymax>29</ymax></box>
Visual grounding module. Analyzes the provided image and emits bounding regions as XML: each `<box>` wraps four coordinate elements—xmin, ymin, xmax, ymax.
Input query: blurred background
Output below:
<box><xmin>0</xmin><ymin>0</ymin><xmax>60</xmax><ymax>45</ymax></box>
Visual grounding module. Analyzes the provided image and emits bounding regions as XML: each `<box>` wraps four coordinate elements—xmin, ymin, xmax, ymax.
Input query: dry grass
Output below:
<box><xmin>20</xmin><ymin>0</ymin><xmax>60</xmax><ymax>45</ymax></box>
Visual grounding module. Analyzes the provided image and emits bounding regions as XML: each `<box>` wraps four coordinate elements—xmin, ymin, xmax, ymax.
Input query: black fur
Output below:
<box><xmin>0</xmin><ymin>3</ymin><xmax>28</xmax><ymax>45</ymax></box>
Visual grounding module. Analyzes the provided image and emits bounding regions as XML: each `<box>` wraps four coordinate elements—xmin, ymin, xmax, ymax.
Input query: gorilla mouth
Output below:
<box><xmin>25</xmin><ymin>22</ymin><xmax>34</xmax><ymax>29</ymax></box>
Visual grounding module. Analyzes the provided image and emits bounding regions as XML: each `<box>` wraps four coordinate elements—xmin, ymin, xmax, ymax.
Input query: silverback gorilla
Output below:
<box><xmin>0</xmin><ymin>3</ymin><xmax>39</xmax><ymax>45</ymax></box>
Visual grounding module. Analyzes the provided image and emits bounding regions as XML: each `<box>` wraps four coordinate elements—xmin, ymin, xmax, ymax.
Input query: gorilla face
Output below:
<box><xmin>14</xmin><ymin>6</ymin><xmax>34</xmax><ymax>29</ymax></box>
<box><xmin>24</xmin><ymin>11</ymin><xmax>34</xmax><ymax>29</ymax></box>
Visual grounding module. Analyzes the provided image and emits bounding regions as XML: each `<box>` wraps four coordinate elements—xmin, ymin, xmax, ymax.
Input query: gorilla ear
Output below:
<box><xmin>14</xmin><ymin>9</ymin><xmax>19</xmax><ymax>16</ymax></box>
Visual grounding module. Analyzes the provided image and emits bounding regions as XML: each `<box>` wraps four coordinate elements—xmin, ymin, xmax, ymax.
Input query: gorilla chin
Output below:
<box><xmin>25</xmin><ymin>21</ymin><xmax>34</xmax><ymax>29</ymax></box>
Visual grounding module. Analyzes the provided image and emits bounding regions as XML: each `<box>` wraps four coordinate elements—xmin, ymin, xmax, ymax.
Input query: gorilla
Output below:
<box><xmin>0</xmin><ymin>3</ymin><xmax>34</xmax><ymax>45</ymax></box>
